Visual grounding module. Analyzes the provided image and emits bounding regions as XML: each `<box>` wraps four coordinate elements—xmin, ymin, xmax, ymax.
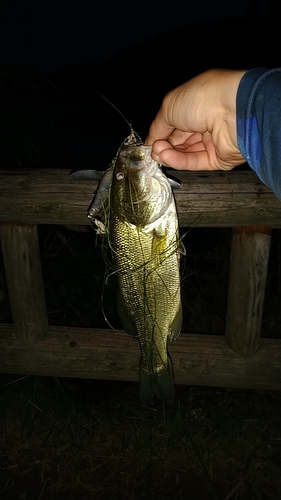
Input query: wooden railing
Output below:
<box><xmin>0</xmin><ymin>168</ymin><xmax>280</xmax><ymax>390</ymax></box>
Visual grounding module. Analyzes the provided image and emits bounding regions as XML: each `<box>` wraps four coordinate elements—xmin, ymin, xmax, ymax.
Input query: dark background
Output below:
<box><xmin>0</xmin><ymin>6</ymin><xmax>280</xmax><ymax>499</ymax></box>
<box><xmin>1</xmin><ymin>0</ymin><xmax>280</xmax><ymax>333</ymax></box>
<box><xmin>0</xmin><ymin>0</ymin><xmax>279</xmax><ymax>169</ymax></box>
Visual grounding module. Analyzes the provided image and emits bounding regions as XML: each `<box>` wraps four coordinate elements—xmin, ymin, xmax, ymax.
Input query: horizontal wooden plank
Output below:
<box><xmin>0</xmin><ymin>168</ymin><xmax>280</xmax><ymax>227</ymax></box>
<box><xmin>0</xmin><ymin>325</ymin><xmax>280</xmax><ymax>390</ymax></box>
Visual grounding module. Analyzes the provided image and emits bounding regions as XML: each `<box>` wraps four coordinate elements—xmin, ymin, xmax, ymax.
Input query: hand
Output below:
<box><xmin>145</xmin><ymin>69</ymin><xmax>247</xmax><ymax>171</ymax></box>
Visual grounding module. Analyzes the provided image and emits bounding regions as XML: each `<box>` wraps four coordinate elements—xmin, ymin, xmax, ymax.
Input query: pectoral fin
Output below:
<box><xmin>168</xmin><ymin>178</ymin><xmax>181</xmax><ymax>189</ymax></box>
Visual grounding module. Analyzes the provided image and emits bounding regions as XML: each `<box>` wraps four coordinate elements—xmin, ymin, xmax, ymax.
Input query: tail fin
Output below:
<box><xmin>139</xmin><ymin>357</ymin><xmax>175</xmax><ymax>406</ymax></box>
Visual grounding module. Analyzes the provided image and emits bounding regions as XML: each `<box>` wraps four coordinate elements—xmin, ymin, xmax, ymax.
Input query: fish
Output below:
<box><xmin>72</xmin><ymin>130</ymin><xmax>182</xmax><ymax>405</ymax></box>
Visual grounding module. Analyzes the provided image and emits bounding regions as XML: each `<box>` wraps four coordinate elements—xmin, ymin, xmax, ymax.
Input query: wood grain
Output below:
<box><xmin>1</xmin><ymin>169</ymin><xmax>280</xmax><ymax>227</ymax></box>
<box><xmin>225</xmin><ymin>226</ymin><xmax>272</xmax><ymax>355</ymax></box>
<box><xmin>0</xmin><ymin>222</ymin><xmax>48</xmax><ymax>341</ymax></box>
<box><xmin>0</xmin><ymin>325</ymin><xmax>280</xmax><ymax>390</ymax></box>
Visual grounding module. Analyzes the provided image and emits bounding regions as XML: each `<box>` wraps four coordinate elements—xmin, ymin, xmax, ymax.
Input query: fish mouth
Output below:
<box><xmin>119</xmin><ymin>145</ymin><xmax>156</xmax><ymax>174</ymax></box>
<box><xmin>120</xmin><ymin>144</ymin><xmax>153</xmax><ymax>159</ymax></box>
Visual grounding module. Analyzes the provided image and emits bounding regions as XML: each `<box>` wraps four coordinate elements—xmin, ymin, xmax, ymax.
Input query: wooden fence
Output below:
<box><xmin>0</xmin><ymin>168</ymin><xmax>280</xmax><ymax>390</ymax></box>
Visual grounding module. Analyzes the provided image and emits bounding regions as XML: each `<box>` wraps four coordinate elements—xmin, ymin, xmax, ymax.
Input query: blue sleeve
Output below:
<box><xmin>236</xmin><ymin>68</ymin><xmax>281</xmax><ymax>200</ymax></box>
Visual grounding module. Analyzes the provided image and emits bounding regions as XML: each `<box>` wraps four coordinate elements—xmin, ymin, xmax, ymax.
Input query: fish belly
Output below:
<box><xmin>110</xmin><ymin>207</ymin><xmax>182</xmax><ymax>404</ymax></box>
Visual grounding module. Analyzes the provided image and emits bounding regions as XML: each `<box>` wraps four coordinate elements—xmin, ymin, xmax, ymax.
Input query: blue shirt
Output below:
<box><xmin>236</xmin><ymin>68</ymin><xmax>281</xmax><ymax>200</ymax></box>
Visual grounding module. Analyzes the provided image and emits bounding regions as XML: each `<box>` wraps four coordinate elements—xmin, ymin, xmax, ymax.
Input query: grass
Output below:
<box><xmin>0</xmin><ymin>225</ymin><xmax>281</xmax><ymax>499</ymax></box>
<box><xmin>0</xmin><ymin>375</ymin><xmax>280</xmax><ymax>500</ymax></box>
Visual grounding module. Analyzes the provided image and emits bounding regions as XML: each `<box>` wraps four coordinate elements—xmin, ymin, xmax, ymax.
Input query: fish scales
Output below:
<box><xmin>107</xmin><ymin>134</ymin><xmax>182</xmax><ymax>405</ymax></box>
<box><xmin>80</xmin><ymin>130</ymin><xmax>182</xmax><ymax>404</ymax></box>
<box><xmin>110</xmin><ymin>208</ymin><xmax>180</xmax><ymax>348</ymax></box>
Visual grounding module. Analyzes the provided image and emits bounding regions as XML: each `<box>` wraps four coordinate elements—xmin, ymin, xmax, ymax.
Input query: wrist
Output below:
<box><xmin>210</xmin><ymin>69</ymin><xmax>246</xmax><ymax>148</ymax></box>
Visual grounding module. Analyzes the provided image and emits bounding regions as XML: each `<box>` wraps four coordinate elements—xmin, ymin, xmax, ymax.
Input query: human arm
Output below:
<box><xmin>146</xmin><ymin>68</ymin><xmax>281</xmax><ymax>200</ymax></box>
<box><xmin>236</xmin><ymin>68</ymin><xmax>281</xmax><ymax>200</ymax></box>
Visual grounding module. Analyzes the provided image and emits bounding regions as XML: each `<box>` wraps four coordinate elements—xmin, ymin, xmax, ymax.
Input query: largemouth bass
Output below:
<box><xmin>73</xmin><ymin>131</ymin><xmax>182</xmax><ymax>405</ymax></box>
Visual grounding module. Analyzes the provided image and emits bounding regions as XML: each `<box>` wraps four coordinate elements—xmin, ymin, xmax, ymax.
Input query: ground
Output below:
<box><xmin>0</xmin><ymin>226</ymin><xmax>280</xmax><ymax>500</ymax></box>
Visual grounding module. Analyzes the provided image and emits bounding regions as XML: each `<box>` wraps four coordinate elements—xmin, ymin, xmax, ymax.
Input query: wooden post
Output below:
<box><xmin>0</xmin><ymin>222</ymin><xmax>48</xmax><ymax>342</ymax></box>
<box><xmin>225</xmin><ymin>225</ymin><xmax>272</xmax><ymax>356</ymax></box>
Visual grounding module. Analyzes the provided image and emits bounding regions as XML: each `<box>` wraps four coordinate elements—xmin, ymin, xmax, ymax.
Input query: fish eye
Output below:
<box><xmin>116</xmin><ymin>172</ymin><xmax>124</xmax><ymax>181</ymax></box>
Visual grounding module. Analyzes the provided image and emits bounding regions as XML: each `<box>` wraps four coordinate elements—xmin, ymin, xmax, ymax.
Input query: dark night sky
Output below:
<box><xmin>0</xmin><ymin>0</ymin><xmax>276</xmax><ymax>169</ymax></box>
<box><xmin>1</xmin><ymin>0</ymin><xmax>268</xmax><ymax>70</ymax></box>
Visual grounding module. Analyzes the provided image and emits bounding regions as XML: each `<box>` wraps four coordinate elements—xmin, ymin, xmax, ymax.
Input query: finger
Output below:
<box><xmin>156</xmin><ymin>148</ymin><xmax>218</xmax><ymax>170</ymax></box>
<box><xmin>145</xmin><ymin>116</ymin><xmax>175</xmax><ymax>145</ymax></box>
<box><xmin>166</xmin><ymin>129</ymin><xmax>194</xmax><ymax>146</ymax></box>
<box><xmin>152</xmin><ymin>139</ymin><xmax>174</xmax><ymax>156</ymax></box>
<box><xmin>152</xmin><ymin>136</ymin><xmax>205</xmax><ymax>159</ymax></box>
<box><xmin>184</xmin><ymin>132</ymin><xmax>204</xmax><ymax>147</ymax></box>
<box><xmin>151</xmin><ymin>139</ymin><xmax>206</xmax><ymax>165</ymax></box>
<box><xmin>185</xmin><ymin>142</ymin><xmax>206</xmax><ymax>153</ymax></box>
